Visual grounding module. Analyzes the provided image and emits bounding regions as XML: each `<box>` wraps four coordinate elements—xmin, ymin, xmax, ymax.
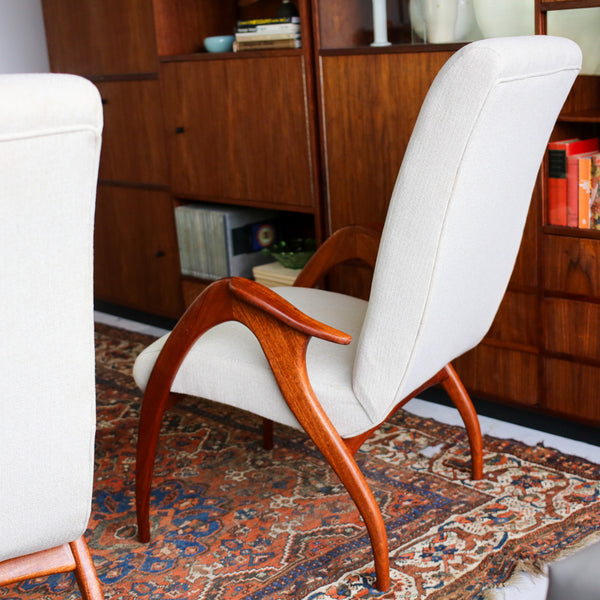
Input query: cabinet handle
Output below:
<box><xmin>175</xmin><ymin>126</ymin><xmax>185</xmax><ymax>134</ymax></box>
<box><xmin>155</xmin><ymin>250</ymin><xmax>166</xmax><ymax>258</ymax></box>
<box><xmin>101</xmin><ymin>98</ymin><xmax>108</xmax><ymax>105</ymax></box>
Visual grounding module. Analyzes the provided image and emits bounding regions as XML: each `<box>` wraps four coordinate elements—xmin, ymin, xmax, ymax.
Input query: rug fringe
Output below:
<box><xmin>483</xmin><ymin>532</ymin><xmax>600</xmax><ymax>600</ymax></box>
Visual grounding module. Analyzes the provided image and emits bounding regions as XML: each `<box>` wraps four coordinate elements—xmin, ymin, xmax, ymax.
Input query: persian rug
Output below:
<box><xmin>3</xmin><ymin>323</ymin><xmax>599</xmax><ymax>600</ymax></box>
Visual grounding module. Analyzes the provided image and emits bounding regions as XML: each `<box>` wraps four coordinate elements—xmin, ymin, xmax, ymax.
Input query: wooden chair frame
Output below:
<box><xmin>136</xmin><ymin>225</ymin><xmax>483</xmax><ymax>592</ymax></box>
<box><xmin>0</xmin><ymin>535</ymin><xmax>104</xmax><ymax>599</ymax></box>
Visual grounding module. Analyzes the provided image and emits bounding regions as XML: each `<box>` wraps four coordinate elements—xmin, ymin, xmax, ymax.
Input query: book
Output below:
<box><xmin>235</xmin><ymin>23</ymin><xmax>301</xmax><ymax>34</ymax></box>
<box><xmin>235</xmin><ymin>32</ymin><xmax>301</xmax><ymax>43</ymax></box>
<box><xmin>592</xmin><ymin>154</ymin><xmax>600</xmax><ymax>230</ymax></box>
<box><xmin>174</xmin><ymin>204</ymin><xmax>279</xmax><ymax>280</ymax></box>
<box><xmin>237</xmin><ymin>16</ymin><xmax>300</xmax><ymax>26</ymax></box>
<box><xmin>578</xmin><ymin>155</ymin><xmax>593</xmax><ymax>228</ymax></box>
<box><xmin>547</xmin><ymin>138</ymin><xmax>599</xmax><ymax>226</ymax></box>
<box><xmin>577</xmin><ymin>153</ymin><xmax>600</xmax><ymax>229</ymax></box>
<box><xmin>252</xmin><ymin>261</ymin><xmax>299</xmax><ymax>288</ymax></box>
<box><xmin>567</xmin><ymin>150</ymin><xmax>598</xmax><ymax>227</ymax></box>
<box><xmin>234</xmin><ymin>38</ymin><xmax>302</xmax><ymax>51</ymax></box>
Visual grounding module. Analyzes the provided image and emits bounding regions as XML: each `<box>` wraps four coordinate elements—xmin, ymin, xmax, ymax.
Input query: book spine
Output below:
<box><xmin>234</xmin><ymin>38</ymin><xmax>301</xmax><ymax>51</ymax></box>
<box><xmin>547</xmin><ymin>147</ymin><xmax>568</xmax><ymax>226</ymax></box>
<box><xmin>567</xmin><ymin>153</ymin><xmax>583</xmax><ymax>227</ymax></box>
<box><xmin>237</xmin><ymin>16</ymin><xmax>300</xmax><ymax>26</ymax></box>
<box><xmin>235</xmin><ymin>23</ymin><xmax>301</xmax><ymax>34</ymax></box>
<box><xmin>591</xmin><ymin>155</ymin><xmax>600</xmax><ymax>230</ymax></box>
<box><xmin>578</xmin><ymin>156</ymin><xmax>592</xmax><ymax>228</ymax></box>
<box><xmin>235</xmin><ymin>32</ymin><xmax>301</xmax><ymax>42</ymax></box>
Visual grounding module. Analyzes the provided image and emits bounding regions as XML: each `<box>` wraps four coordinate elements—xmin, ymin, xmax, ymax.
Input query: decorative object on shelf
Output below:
<box><xmin>262</xmin><ymin>238</ymin><xmax>316</xmax><ymax>269</ymax></box>
<box><xmin>548</xmin><ymin>8</ymin><xmax>600</xmax><ymax>75</ymax></box>
<box><xmin>371</xmin><ymin>0</ymin><xmax>391</xmax><ymax>47</ymax></box>
<box><xmin>454</xmin><ymin>0</ymin><xmax>481</xmax><ymax>41</ymax></box>
<box><xmin>277</xmin><ymin>0</ymin><xmax>299</xmax><ymax>18</ymax></box>
<box><xmin>473</xmin><ymin>0</ymin><xmax>533</xmax><ymax>38</ymax></box>
<box><xmin>409</xmin><ymin>0</ymin><xmax>462</xmax><ymax>44</ymax></box>
<box><xmin>203</xmin><ymin>35</ymin><xmax>235</xmax><ymax>53</ymax></box>
<box><xmin>474</xmin><ymin>1</ymin><xmax>600</xmax><ymax>75</ymax></box>
<box><xmin>424</xmin><ymin>0</ymin><xmax>459</xmax><ymax>43</ymax></box>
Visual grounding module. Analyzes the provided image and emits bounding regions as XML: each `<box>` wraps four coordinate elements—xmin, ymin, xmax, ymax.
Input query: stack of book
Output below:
<box><xmin>547</xmin><ymin>137</ymin><xmax>600</xmax><ymax>229</ymax></box>
<box><xmin>252</xmin><ymin>261</ymin><xmax>300</xmax><ymax>287</ymax></box>
<box><xmin>234</xmin><ymin>16</ymin><xmax>301</xmax><ymax>52</ymax></box>
<box><xmin>174</xmin><ymin>204</ymin><xmax>278</xmax><ymax>280</ymax></box>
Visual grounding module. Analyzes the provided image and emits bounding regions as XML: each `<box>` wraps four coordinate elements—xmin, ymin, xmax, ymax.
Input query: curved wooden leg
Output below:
<box><xmin>136</xmin><ymin>381</ymin><xmax>173</xmax><ymax>543</ymax></box>
<box><xmin>241</xmin><ymin>314</ymin><xmax>390</xmax><ymax>590</ymax></box>
<box><xmin>136</xmin><ymin>280</ymin><xmax>235</xmax><ymax>543</ymax></box>
<box><xmin>441</xmin><ymin>363</ymin><xmax>483</xmax><ymax>480</ymax></box>
<box><xmin>70</xmin><ymin>536</ymin><xmax>104</xmax><ymax>600</ymax></box>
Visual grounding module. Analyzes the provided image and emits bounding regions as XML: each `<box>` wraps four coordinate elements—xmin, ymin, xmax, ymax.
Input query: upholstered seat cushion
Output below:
<box><xmin>133</xmin><ymin>286</ymin><xmax>374</xmax><ymax>438</ymax></box>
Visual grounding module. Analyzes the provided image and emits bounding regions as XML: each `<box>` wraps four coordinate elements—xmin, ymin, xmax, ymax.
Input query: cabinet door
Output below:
<box><xmin>42</xmin><ymin>0</ymin><xmax>158</xmax><ymax>75</ymax></box>
<box><xmin>320</xmin><ymin>51</ymin><xmax>452</xmax><ymax>231</ymax></box>
<box><xmin>96</xmin><ymin>80</ymin><xmax>169</xmax><ymax>185</ymax></box>
<box><xmin>161</xmin><ymin>56</ymin><xmax>316</xmax><ymax>211</ymax></box>
<box><xmin>94</xmin><ymin>186</ymin><xmax>183</xmax><ymax>318</ymax></box>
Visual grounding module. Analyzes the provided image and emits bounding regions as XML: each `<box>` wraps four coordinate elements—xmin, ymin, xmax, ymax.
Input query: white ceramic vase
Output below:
<box><xmin>473</xmin><ymin>0</ymin><xmax>534</xmax><ymax>37</ymax></box>
<box><xmin>548</xmin><ymin>8</ymin><xmax>600</xmax><ymax>75</ymax></box>
<box><xmin>473</xmin><ymin>0</ymin><xmax>600</xmax><ymax>75</ymax></box>
<box><xmin>410</xmin><ymin>0</ymin><xmax>478</xmax><ymax>43</ymax></box>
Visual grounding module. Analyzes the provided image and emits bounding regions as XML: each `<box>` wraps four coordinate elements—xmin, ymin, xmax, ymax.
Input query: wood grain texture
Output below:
<box><xmin>161</xmin><ymin>56</ymin><xmax>316</xmax><ymax>211</ymax></box>
<box><xmin>94</xmin><ymin>187</ymin><xmax>184</xmax><ymax>318</ymax></box>
<box><xmin>453</xmin><ymin>345</ymin><xmax>539</xmax><ymax>407</ymax></box>
<box><xmin>543</xmin><ymin>235</ymin><xmax>600</xmax><ymax>297</ymax></box>
<box><xmin>319</xmin><ymin>51</ymin><xmax>452</xmax><ymax>233</ymax></box>
<box><xmin>486</xmin><ymin>291</ymin><xmax>539</xmax><ymax>349</ymax></box>
<box><xmin>543</xmin><ymin>298</ymin><xmax>600</xmax><ymax>360</ymax></box>
<box><xmin>95</xmin><ymin>80</ymin><xmax>169</xmax><ymax>185</ymax></box>
<box><xmin>41</xmin><ymin>0</ymin><xmax>158</xmax><ymax>76</ymax></box>
<box><xmin>544</xmin><ymin>358</ymin><xmax>600</xmax><ymax>423</ymax></box>
<box><xmin>153</xmin><ymin>0</ymin><xmax>236</xmax><ymax>56</ymax></box>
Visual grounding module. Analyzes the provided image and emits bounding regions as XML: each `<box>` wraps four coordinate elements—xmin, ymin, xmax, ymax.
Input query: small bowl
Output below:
<box><xmin>204</xmin><ymin>35</ymin><xmax>235</xmax><ymax>53</ymax></box>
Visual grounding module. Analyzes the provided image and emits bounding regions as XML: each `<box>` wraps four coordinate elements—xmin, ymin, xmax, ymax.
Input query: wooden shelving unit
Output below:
<box><xmin>41</xmin><ymin>0</ymin><xmax>600</xmax><ymax>427</ymax></box>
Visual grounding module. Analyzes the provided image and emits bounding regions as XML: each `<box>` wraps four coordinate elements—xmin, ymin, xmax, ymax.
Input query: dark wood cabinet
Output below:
<box><xmin>160</xmin><ymin>55</ymin><xmax>316</xmax><ymax>211</ymax></box>
<box><xmin>94</xmin><ymin>187</ymin><xmax>182</xmax><ymax>318</ymax></box>
<box><xmin>95</xmin><ymin>80</ymin><xmax>169</xmax><ymax>186</ymax></box>
<box><xmin>41</xmin><ymin>0</ymin><xmax>159</xmax><ymax>76</ymax></box>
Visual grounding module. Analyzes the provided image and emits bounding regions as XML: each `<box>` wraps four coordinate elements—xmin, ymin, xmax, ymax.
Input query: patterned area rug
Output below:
<box><xmin>3</xmin><ymin>323</ymin><xmax>599</xmax><ymax>599</ymax></box>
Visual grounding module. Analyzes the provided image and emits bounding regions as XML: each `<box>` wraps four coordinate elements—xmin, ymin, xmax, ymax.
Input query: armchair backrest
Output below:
<box><xmin>353</xmin><ymin>36</ymin><xmax>581</xmax><ymax>423</ymax></box>
<box><xmin>0</xmin><ymin>74</ymin><xmax>102</xmax><ymax>560</ymax></box>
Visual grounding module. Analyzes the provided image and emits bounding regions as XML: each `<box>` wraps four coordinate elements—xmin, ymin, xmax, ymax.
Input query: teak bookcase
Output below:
<box><xmin>41</xmin><ymin>0</ymin><xmax>600</xmax><ymax>427</ymax></box>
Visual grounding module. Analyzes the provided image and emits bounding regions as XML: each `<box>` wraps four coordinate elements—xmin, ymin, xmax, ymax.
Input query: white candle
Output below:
<box><xmin>371</xmin><ymin>0</ymin><xmax>391</xmax><ymax>47</ymax></box>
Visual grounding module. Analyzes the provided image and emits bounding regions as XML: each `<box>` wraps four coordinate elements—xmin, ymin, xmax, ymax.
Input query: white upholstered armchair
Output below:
<box><xmin>0</xmin><ymin>74</ymin><xmax>104</xmax><ymax>598</ymax></box>
<box><xmin>133</xmin><ymin>36</ymin><xmax>581</xmax><ymax>592</ymax></box>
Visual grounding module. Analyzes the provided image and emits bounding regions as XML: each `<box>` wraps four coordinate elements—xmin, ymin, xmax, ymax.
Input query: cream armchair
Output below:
<box><xmin>133</xmin><ymin>36</ymin><xmax>581</xmax><ymax>592</ymax></box>
<box><xmin>0</xmin><ymin>74</ymin><xmax>104</xmax><ymax>599</ymax></box>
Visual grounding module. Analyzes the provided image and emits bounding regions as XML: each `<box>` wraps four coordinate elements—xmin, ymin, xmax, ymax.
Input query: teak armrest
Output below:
<box><xmin>229</xmin><ymin>277</ymin><xmax>350</xmax><ymax>344</ymax></box>
<box><xmin>294</xmin><ymin>225</ymin><xmax>381</xmax><ymax>289</ymax></box>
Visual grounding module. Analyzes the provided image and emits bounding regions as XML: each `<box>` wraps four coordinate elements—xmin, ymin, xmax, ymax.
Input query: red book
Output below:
<box><xmin>548</xmin><ymin>138</ymin><xmax>599</xmax><ymax>226</ymax></box>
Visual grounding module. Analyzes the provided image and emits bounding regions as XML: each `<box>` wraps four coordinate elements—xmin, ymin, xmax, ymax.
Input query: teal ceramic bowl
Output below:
<box><xmin>204</xmin><ymin>35</ymin><xmax>235</xmax><ymax>53</ymax></box>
